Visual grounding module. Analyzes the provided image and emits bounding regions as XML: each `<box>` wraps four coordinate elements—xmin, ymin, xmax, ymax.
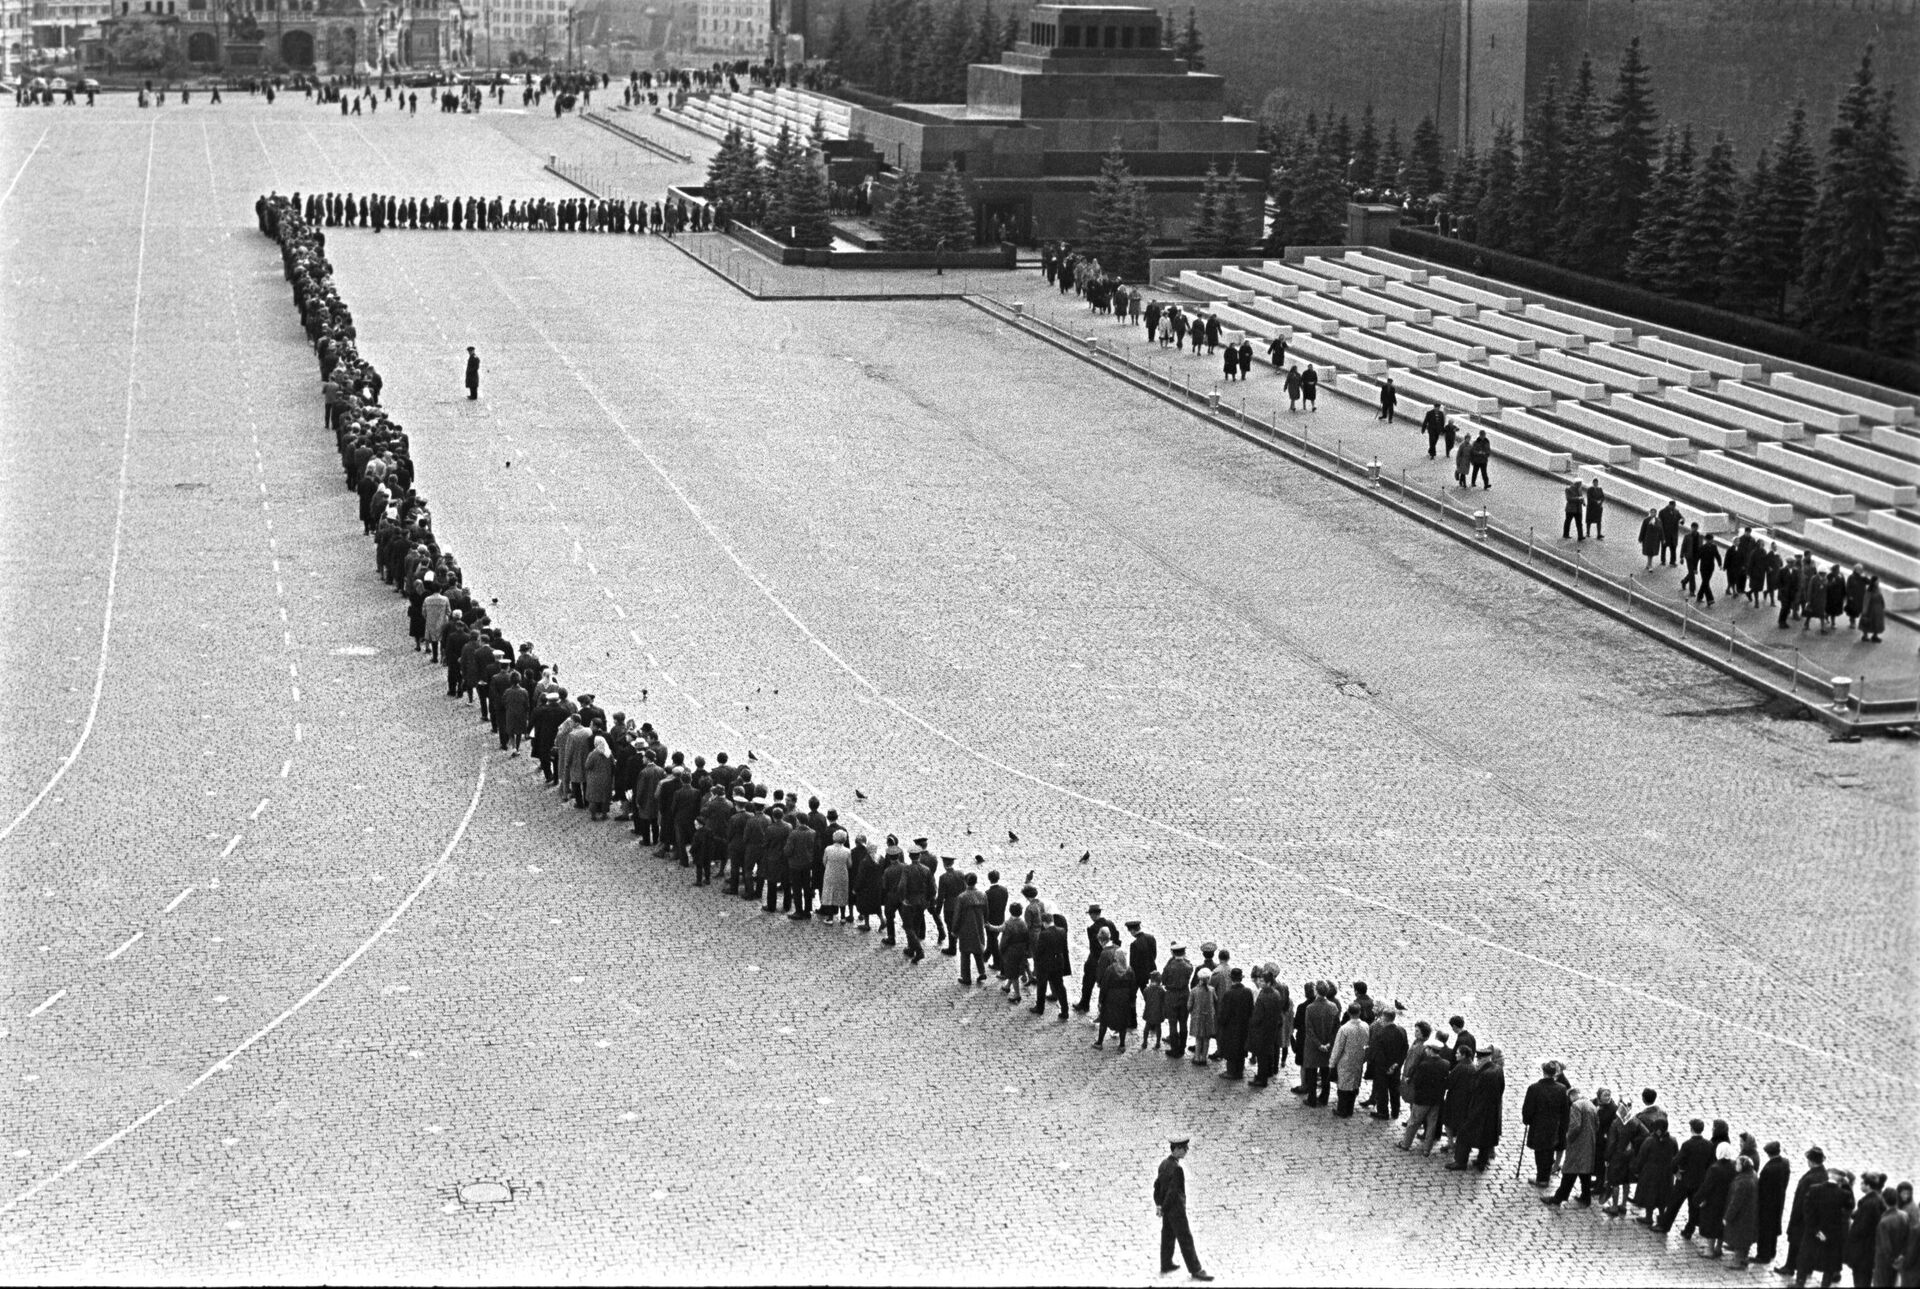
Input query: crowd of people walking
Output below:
<box><xmin>258</xmin><ymin>189</ymin><xmax>1913</xmax><ymax>1285</ymax></box>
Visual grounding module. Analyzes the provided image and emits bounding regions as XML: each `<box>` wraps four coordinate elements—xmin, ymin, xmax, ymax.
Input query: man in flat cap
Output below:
<box><xmin>1154</xmin><ymin>1137</ymin><xmax>1213</xmax><ymax>1280</ymax></box>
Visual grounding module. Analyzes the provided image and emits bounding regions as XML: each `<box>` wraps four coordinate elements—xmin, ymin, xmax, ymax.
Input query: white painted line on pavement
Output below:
<box><xmin>280</xmin><ymin>759</ymin><xmax>292</xmax><ymax>779</ymax></box>
<box><xmin>250</xmin><ymin>799</ymin><xmax>269</xmax><ymax>821</ymax></box>
<box><xmin>685</xmin><ymin>695</ymin><xmax>701</xmax><ymax>709</ymax></box>
<box><xmin>290</xmin><ymin>686</ymin><xmax>300</xmax><ymax>702</ymax></box>
<box><xmin>646</xmin><ymin>653</ymin><xmax>657</xmax><ymax>667</ymax></box>
<box><xmin>0</xmin><ymin>125</ymin><xmax>51</xmax><ymax>212</ymax></box>
<box><xmin>102</xmin><ymin>931</ymin><xmax>143</xmax><ymax>963</ymax></box>
<box><xmin>293</xmin><ymin>724</ymin><xmax>302</xmax><ymax>742</ymax></box>
<box><xmin>1</xmin><ymin>760</ymin><xmax>490</xmax><ymax>1217</ymax></box>
<box><xmin>660</xmin><ymin>672</ymin><xmax>675</xmax><ymax>686</ymax></box>
<box><xmin>163</xmin><ymin>888</ymin><xmax>193</xmax><ymax>914</ymax></box>
<box><xmin>0</xmin><ymin>123</ymin><xmax>156</xmax><ymax>850</ymax></box>
<box><xmin>220</xmin><ymin>835</ymin><xmax>241</xmax><ymax>858</ymax></box>
<box><xmin>27</xmin><ymin>990</ymin><xmax>64</xmax><ymax>1018</ymax></box>
<box><xmin>288</xmin><ymin>663</ymin><xmax>298</xmax><ymax>679</ymax></box>
<box><xmin>613</xmin><ymin>605</ymin><xmax>627</xmax><ymax>619</ymax></box>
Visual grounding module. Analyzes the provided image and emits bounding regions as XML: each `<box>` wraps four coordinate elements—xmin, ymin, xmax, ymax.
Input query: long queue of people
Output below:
<box><xmin>267</xmin><ymin>189</ymin><xmax>711</xmax><ymax>237</ymax></box>
<box><xmin>257</xmin><ymin>190</ymin><xmax>1917</xmax><ymax>1289</ymax></box>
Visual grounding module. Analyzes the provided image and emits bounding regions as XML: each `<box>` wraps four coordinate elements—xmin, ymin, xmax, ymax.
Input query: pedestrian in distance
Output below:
<box><xmin>1266</xmin><ymin>333</ymin><xmax>1287</xmax><ymax>371</ymax></box>
<box><xmin>1301</xmin><ymin>365</ymin><xmax>1319</xmax><ymax>411</ymax></box>
<box><xmin>464</xmin><ymin>346</ymin><xmax>480</xmax><ymax>400</ymax></box>
<box><xmin>1379</xmin><ymin>377</ymin><xmax>1397</xmax><ymax>423</ymax></box>
<box><xmin>1585</xmin><ymin>477</ymin><xmax>1606</xmax><ymax>539</ymax></box>
<box><xmin>1284</xmin><ymin>365</ymin><xmax>1301</xmax><ymax>411</ymax></box>
<box><xmin>1638</xmin><ymin>508</ymin><xmax>1662</xmax><ymax>570</ymax></box>
<box><xmin>1467</xmin><ymin>430</ymin><xmax>1492</xmax><ymax>489</ymax></box>
<box><xmin>1563</xmin><ymin>480</ymin><xmax>1587</xmax><ymax>540</ymax></box>
<box><xmin>1422</xmin><ymin>403</ymin><xmax>1447</xmax><ymax>458</ymax></box>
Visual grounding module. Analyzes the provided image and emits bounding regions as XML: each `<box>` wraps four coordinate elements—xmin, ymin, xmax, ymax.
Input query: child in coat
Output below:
<box><xmin>1142</xmin><ymin>970</ymin><xmax>1167</xmax><ymax>1051</ymax></box>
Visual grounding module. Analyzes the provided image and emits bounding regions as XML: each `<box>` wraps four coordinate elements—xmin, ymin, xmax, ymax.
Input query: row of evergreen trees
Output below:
<box><xmin>1262</xmin><ymin>43</ymin><xmax>1918</xmax><ymax>361</ymax></box>
<box><xmin>822</xmin><ymin>1</ymin><xmax>1207</xmax><ymax>103</ymax></box>
<box><xmin>879</xmin><ymin>161</ymin><xmax>977</xmax><ymax>252</ymax></box>
<box><xmin>704</xmin><ymin>124</ymin><xmax>835</xmax><ymax>248</ymax></box>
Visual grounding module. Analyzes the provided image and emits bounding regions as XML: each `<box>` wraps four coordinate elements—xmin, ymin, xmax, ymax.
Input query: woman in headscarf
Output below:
<box><xmin>1722</xmin><ymin>1154</ymin><xmax>1760</xmax><ymax>1268</ymax></box>
<box><xmin>997</xmin><ymin>900</ymin><xmax>1029</xmax><ymax>1004</ymax></box>
<box><xmin>583</xmin><ymin>732</ymin><xmax>614</xmax><ymax>820</ymax></box>
<box><xmin>1695</xmin><ymin>1140</ymin><xmax>1739</xmax><ymax>1258</ymax></box>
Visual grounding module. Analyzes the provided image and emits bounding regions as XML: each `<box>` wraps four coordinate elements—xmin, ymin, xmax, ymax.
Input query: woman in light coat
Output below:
<box><xmin>819</xmin><ymin>831</ymin><xmax>852</xmax><ymax>921</ymax></box>
<box><xmin>583</xmin><ymin>735</ymin><xmax>614</xmax><ymax>819</ymax></box>
<box><xmin>1329</xmin><ymin>1009</ymin><xmax>1369</xmax><ymax>1113</ymax></box>
<box><xmin>1186</xmin><ymin>967</ymin><xmax>1215</xmax><ymax>1068</ymax></box>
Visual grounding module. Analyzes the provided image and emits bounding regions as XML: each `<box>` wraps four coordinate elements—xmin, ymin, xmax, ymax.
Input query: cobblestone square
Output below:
<box><xmin>0</xmin><ymin>100</ymin><xmax>1913</xmax><ymax>1285</ymax></box>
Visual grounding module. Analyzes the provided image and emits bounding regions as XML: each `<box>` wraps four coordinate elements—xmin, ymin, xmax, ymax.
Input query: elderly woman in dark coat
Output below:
<box><xmin>1723</xmin><ymin>1155</ymin><xmax>1761</xmax><ymax>1267</ymax></box>
<box><xmin>850</xmin><ymin>837</ymin><xmax>884</xmax><ymax>930</ymax></box>
<box><xmin>1861</xmin><ymin>577</ymin><xmax>1887</xmax><ymax>642</ymax></box>
<box><xmin>1605</xmin><ymin>1111</ymin><xmax>1647</xmax><ymax>1215</ymax></box>
<box><xmin>1095</xmin><ymin>960</ymin><xmax>1137</xmax><ymax>1049</ymax></box>
<box><xmin>998</xmin><ymin>901</ymin><xmax>1030</xmax><ymax>1003</ymax></box>
<box><xmin>1638</xmin><ymin>509</ymin><xmax>1662</xmax><ymax>569</ymax></box>
<box><xmin>1634</xmin><ymin>1120</ymin><xmax>1679</xmax><ymax>1224</ymax></box>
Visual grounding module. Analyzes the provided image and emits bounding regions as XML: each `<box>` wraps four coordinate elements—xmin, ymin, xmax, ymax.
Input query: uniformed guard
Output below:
<box><xmin>1155</xmin><ymin>1137</ymin><xmax>1213</xmax><ymax>1281</ymax></box>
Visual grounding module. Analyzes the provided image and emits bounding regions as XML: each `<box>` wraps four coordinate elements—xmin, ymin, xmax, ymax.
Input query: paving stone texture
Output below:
<box><xmin>0</xmin><ymin>99</ymin><xmax>1914</xmax><ymax>1286</ymax></box>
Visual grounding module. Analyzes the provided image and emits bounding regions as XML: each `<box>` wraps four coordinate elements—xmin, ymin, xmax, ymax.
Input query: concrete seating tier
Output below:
<box><xmin>1802</xmin><ymin>518</ymin><xmax>1920</xmax><ymax>586</ymax></box>
<box><xmin>1607</xmin><ymin>394</ymin><xmax>1749</xmax><ymax>450</ymax></box>
<box><xmin>1294</xmin><ymin>292</ymin><xmax>1387</xmax><ymax>329</ymax></box>
<box><xmin>1586</xmin><ymin>342</ymin><xmax>1712</xmax><ymax>388</ymax></box>
<box><xmin>1767</xmin><ymin>373</ymin><xmax>1915</xmax><ymax>427</ymax></box>
<box><xmin>1637</xmin><ymin>336</ymin><xmax>1763</xmax><ymax>381</ymax></box>
<box><xmin>1712</xmin><ymin>380</ymin><xmax>1861</xmax><ymax>434</ymax></box>
<box><xmin>1539</xmin><ymin>348</ymin><xmax>1661</xmax><ymax>394</ymax></box>
<box><xmin>1498</xmin><ymin>408</ymin><xmax>1634</xmax><ymax>465</ymax></box>
<box><xmin>1383</xmin><ymin>281</ymin><xmax>1478</xmax><ymax>319</ymax></box>
<box><xmin>1423</xmin><ymin>275</ymin><xmax>1522</xmax><ymax>312</ymax></box>
<box><xmin>1524</xmin><ymin>304</ymin><xmax>1633</xmax><ymax>343</ymax></box>
<box><xmin>1302</xmin><ymin>256</ymin><xmax>1386</xmax><ymax>289</ymax></box>
<box><xmin>1178</xmin><ymin>271</ymin><xmax>1253</xmax><ymax>302</ymax></box>
<box><xmin>1219</xmin><ymin>266</ymin><xmax>1300</xmax><ymax>299</ymax></box>
<box><xmin>1635</xmin><ymin>458</ymin><xmax>1797</xmax><ymax>526</ymax></box>
<box><xmin>1549</xmin><ymin>403</ymin><xmax>1691</xmax><ymax>458</ymax></box>
<box><xmin>1756</xmin><ymin>443</ymin><xmax>1918</xmax><ymax>509</ymax></box>
<box><xmin>1241</xmin><ymin>296</ymin><xmax>1338</xmax><ymax>336</ymax></box>
<box><xmin>1290</xmin><ymin>334</ymin><xmax>1387</xmax><ymax>377</ymax></box>
<box><xmin>1342</xmin><ymin>251</ymin><xmax>1428</xmax><ymax>284</ymax></box>
<box><xmin>1473</xmin><ymin>311</ymin><xmax>1585</xmax><ymax>349</ymax></box>
<box><xmin>1489</xmin><ymin>354</ymin><xmax>1606</xmax><ymax>402</ymax></box>
<box><xmin>1813</xmin><ymin>435</ymin><xmax>1920</xmax><ymax>486</ymax></box>
<box><xmin>1596</xmin><ymin>465</ymin><xmax>1733</xmax><ymax>535</ymax></box>
<box><xmin>1206</xmin><ymin>303</ymin><xmax>1288</xmax><ymax>340</ymax></box>
<box><xmin>1261</xmin><ymin>261</ymin><xmax>1343</xmax><ymax>294</ymax></box>
<box><xmin>1335</xmin><ymin>285</ymin><xmax>1433</xmax><ymax>324</ymax></box>
<box><xmin>1867</xmin><ymin>509</ymin><xmax>1920</xmax><ymax>548</ymax></box>
<box><xmin>1436</xmin><ymin>361</ymin><xmax>1553</xmax><ymax>408</ymax></box>
<box><xmin>1432</xmin><ymin>316</ymin><xmax>1536</xmax><ymax>357</ymax></box>
<box><xmin>1661</xmin><ymin>387</ymin><xmax>1804</xmax><ymax>442</ymax></box>
<box><xmin>1686</xmin><ymin>450</ymin><xmax>1855</xmax><ymax>517</ymax></box>
<box><xmin>1337</xmin><ymin>329</ymin><xmax>1438</xmax><ymax>369</ymax></box>
<box><xmin>1385</xmin><ymin>322</ymin><xmax>1486</xmax><ymax>363</ymax></box>
<box><xmin>1867</xmin><ymin>427</ymin><xmax>1920</xmax><ymax>463</ymax></box>
<box><xmin>1384</xmin><ymin>367</ymin><xmax>1500</xmax><ymax>416</ymax></box>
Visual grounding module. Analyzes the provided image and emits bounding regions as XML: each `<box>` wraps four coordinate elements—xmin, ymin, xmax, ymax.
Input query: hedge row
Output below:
<box><xmin>1389</xmin><ymin>227</ymin><xmax>1920</xmax><ymax>396</ymax></box>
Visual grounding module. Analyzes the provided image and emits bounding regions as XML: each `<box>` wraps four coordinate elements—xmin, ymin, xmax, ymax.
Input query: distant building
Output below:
<box><xmin>91</xmin><ymin>0</ymin><xmax>467</xmax><ymax>73</ymax></box>
<box><xmin>694</xmin><ymin>0</ymin><xmax>763</xmax><ymax>55</ymax></box>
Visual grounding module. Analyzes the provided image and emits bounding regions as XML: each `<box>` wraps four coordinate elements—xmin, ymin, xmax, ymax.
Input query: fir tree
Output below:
<box><xmin>1624</xmin><ymin>126</ymin><xmax>1693</xmax><ymax>292</ymax></box>
<box><xmin>1188</xmin><ymin>163</ymin><xmax>1223</xmax><ymax>253</ymax></box>
<box><xmin>1798</xmin><ymin>48</ymin><xmax>1907</xmax><ymax>344</ymax></box>
<box><xmin>1445</xmin><ymin>137</ymin><xmax>1482</xmax><ymax>220</ymax></box>
<box><xmin>927</xmin><ymin>159</ymin><xmax>976</xmax><ymax>251</ymax></box>
<box><xmin>969</xmin><ymin>0</ymin><xmax>1001</xmax><ymax>67</ymax></box>
<box><xmin>825</xmin><ymin>2</ymin><xmax>857</xmax><ymax>65</ymax></box>
<box><xmin>1507</xmin><ymin>74</ymin><xmax>1561</xmax><ymax>259</ymax></box>
<box><xmin>1215</xmin><ymin>162</ymin><xmax>1250</xmax><ymax>253</ymax></box>
<box><xmin>1330</xmin><ymin>113</ymin><xmax>1353</xmax><ymax>181</ymax></box>
<box><xmin>1553</xmin><ymin>53</ymin><xmax>1604</xmax><ymax>271</ymax></box>
<box><xmin>1000</xmin><ymin>3</ymin><xmax>1021</xmax><ymax>50</ymax></box>
<box><xmin>880</xmin><ymin>175</ymin><xmax>929</xmax><ymax>249</ymax></box>
<box><xmin>1409</xmin><ymin>114</ymin><xmax>1446</xmax><ymax>197</ymax></box>
<box><xmin>1080</xmin><ymin>143</ymin><xmax>1152</xmax><ymax>278</ymax></box>
<box><xmin>1592</xmin><ymin>36</ymin><xmax>1660</xmax><ymax>276</ymax></box>
<box><xmin>1717</xmin><ymin>148</ymin><xmax>1778</xmax><ymax>317</ymax></box>
<box><xmin>1868</xmin><ymin>180</ymin><xmax>1920</xmax><ymax>360</ymax></box>
<box><xmin>1669</xmin><ymin>132</ymin><xmax>1738</xmax><ymax>302</ymax></box>
<box><xmin>1765</xmin><ymin>102</ymin><xmax>1819</xmax><ymax>319</ymax></box>
<box><xmin>1474</xmin><ymin>121</ymin><xmax>1519</xmax><ymax>250</ymax></box>
<box><xmin>706</xmin><ymin>126</ymin><xmax>746</xmax><ymax>215</ymax></box>
<box><xmin>1353</xmin><ymin>104</ymin><xmax>1380</xmax><ymax>191</ymax></box>
<box><xmin>775</xmin><ymin>151</ymin><xmax>835</xmax><ymax>248</ymax></box>
<box><xmin>1287</xmin><ymin>123</ymin><xmax>1348</xmax><ymax>244</ymax></box>
<box><xmin>1374</xmin><ymin>119</ymin><xmax>1404</xmax><ymax>192</ymax></box>
<box><xmin>761</xmin><ymin>124</ymin><xmax>800</xmax><ymax>228</ymax></box>
<box><xmin>1172</xmin><ymin>7</ymin><xmax>1205</xmax><ymax>71</ymax></box>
